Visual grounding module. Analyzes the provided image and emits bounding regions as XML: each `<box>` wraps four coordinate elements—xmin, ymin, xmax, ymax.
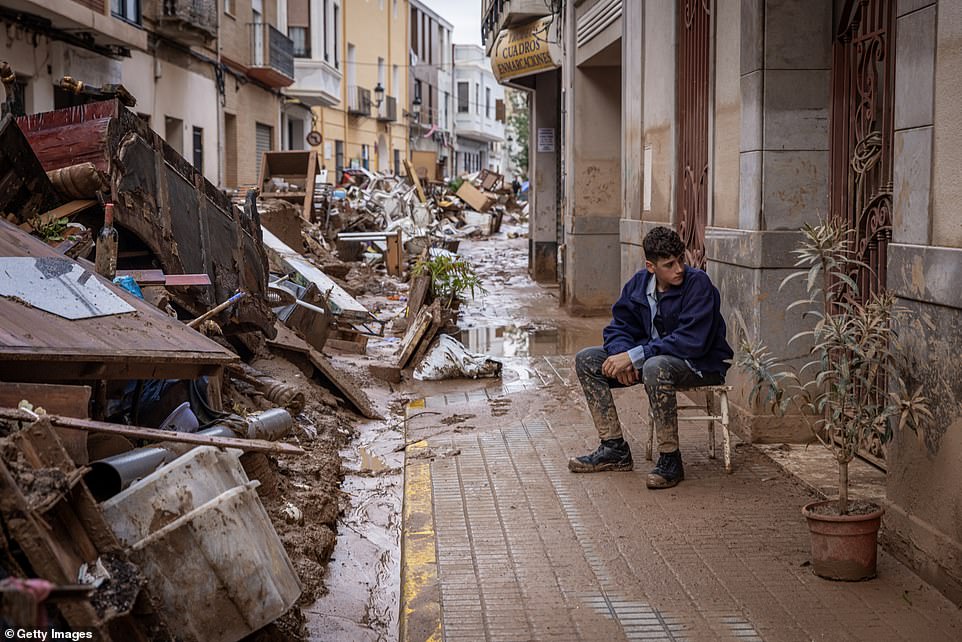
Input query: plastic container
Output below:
<box><xmin>130</xmin><ymin>482</ymin><xmax>301</xmax><ymax>641</ymax></box>
<box><xmin>100</xmin><ymin>446</ymin><xmax>250</xmax><ymax>546</ymax></box>
<box><xmin>159</xmin><ymin>401</ymin><xmax>200</xmax><ymax>432</ymax></box>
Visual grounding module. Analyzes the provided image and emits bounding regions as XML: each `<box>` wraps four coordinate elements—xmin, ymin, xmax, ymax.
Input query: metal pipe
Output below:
<box><xmin>244</xmin><ymin>408</ymin><xmax>292</xmax><ymax>440</ymax></box>
<box><xmin>85</xmin><ymin>425</ymin><xmax>237</xmax><ymax>501</ymax></box>
<box><xmin>84</xmin><ymin>410</ymin><xmax>289</xmax><ymax>501</ymax></box>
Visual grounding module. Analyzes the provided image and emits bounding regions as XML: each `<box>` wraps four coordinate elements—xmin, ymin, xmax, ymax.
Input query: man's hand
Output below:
<box><xmin>602</xmin><ymin>352</ymin><xmax>639</xmax><ymax>386</ymax></box>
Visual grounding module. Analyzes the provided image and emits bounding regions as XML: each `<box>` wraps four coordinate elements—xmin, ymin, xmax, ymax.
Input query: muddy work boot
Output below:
<box><xmin>568</xmin><ymin>438</ymin><xmax>633</xmax><ymax>473</ymax></box>
<box><xmin>646</xmin><ymin>450</ymin><xmax>684</xmax><ymax>489</ymax></box>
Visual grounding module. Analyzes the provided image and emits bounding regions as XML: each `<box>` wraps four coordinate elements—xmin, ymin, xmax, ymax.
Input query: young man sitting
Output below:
<box><xmin>569</xmin><ymin>226</ymin><xmax>733</xmax><ymax>489</ymax></box>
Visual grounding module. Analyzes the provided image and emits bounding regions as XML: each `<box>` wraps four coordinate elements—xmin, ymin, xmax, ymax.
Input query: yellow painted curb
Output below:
<box><xmin>399</xmin><ymin>404</ymin><xmax>442</xmax><ymax>641</ymax></box>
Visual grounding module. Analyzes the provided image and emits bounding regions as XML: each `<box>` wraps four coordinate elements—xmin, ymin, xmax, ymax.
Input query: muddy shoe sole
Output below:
<box><xmin>568</xmin><ymin>458</ymin><xmax>634</xmax><ymax>473</ymax></box>
<box><xmin>646</xmin><ymin>472</ymin><xmax>683</xmax><ymax>489</ymax></box>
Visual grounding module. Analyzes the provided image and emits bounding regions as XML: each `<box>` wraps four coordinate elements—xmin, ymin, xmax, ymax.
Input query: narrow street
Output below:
<box><xmin>341</xmin><ymin>229</ymin><xmax>962</xmax><ymax>642</ymax></box>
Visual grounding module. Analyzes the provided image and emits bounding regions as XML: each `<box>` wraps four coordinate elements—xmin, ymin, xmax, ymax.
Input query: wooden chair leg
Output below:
<box><xmin>706</xmin><ymin>390</ymin><xmax>716</xmax><ymax>459</ymax></box>
<box><xmin>720</xmin><ymin>391</ymin><xmax>732</xmax><ymax>473</ymax></box>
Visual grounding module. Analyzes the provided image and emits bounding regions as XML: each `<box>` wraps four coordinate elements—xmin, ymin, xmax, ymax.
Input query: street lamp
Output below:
<box><xmin>373</xmin><ymin>82</ymin><xmax>385</xmax><ymax>109</ymax></box>
<box><xmin>412</xmin><ymin>95</ymin><xmax>421</xmax><ymax>120</ymax></box>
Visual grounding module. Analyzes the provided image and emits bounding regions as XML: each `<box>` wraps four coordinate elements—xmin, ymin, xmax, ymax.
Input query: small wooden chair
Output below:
<box><xmin>645</xmin><ymin>385</ymin><xmax>733</xmax><ymax>473</ymax></box>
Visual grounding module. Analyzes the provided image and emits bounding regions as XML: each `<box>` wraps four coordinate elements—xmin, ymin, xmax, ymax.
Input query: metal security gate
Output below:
<box><xmin>255</xmin><ymin>122</ymin><xmax>273</xmax><ymax>181</ymax></box>
<box><xmin>831</xmin><ymin>0</ymin><xmax>894</xmax><ymax>300</ymax></box>
<box><xmin>676</xmin><ymin>0</ymin><xmax>711</xmax><ymax>269</ymax></box>
<box><xmin>829</xmin><ymin>0</ymin><xmax>895</xmax><ymax>468</ymax></box>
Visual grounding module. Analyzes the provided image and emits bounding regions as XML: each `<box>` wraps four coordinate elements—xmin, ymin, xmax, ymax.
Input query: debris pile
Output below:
<box><xmin>0</xmin><ymin>96</ymin><xmax>520</xmax><ymax>639</ymax></box>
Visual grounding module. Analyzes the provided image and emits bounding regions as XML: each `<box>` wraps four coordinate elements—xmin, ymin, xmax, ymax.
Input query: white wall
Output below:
<box><xmin>123</xmin><ymin>51</ymin><xmax>221</xmax><ymax>183</ymax></box>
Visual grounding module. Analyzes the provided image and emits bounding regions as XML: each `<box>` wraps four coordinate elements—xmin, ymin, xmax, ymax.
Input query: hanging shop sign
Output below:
<box><xmin>305</xmin><ymin>130</ymin><xmax>322</xmax><ymax>147</ymax></box>
<box><xmin>491</xmin><ymin>16</ymin><xmax>562</xmax><ymax>83</ymax></box>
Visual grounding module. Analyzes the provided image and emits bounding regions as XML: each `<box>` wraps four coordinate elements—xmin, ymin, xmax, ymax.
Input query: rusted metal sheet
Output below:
<box><xmin>0</xmin><ymin>114</ymin><xmax>61</xmax><ymax>222</ymax></box>
<box><xmin>675</xmin><ymin>0</ymin><xmax>710</xmax><ymax>269</ymax></box>
<box><xmin>0</xmin><ymin>219</ymin><xmax>238</xmax><ymax>382</ymax></box>
<box><xmin>16</xmin><ymin>101</ymin><xmax>274</xmax><ymax>336</ymax></box>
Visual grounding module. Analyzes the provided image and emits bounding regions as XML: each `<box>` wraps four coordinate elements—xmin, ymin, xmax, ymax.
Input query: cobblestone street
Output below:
<box><xmin>398</xmin><ymin>236</ymin><xmax>962</xmax><ymax>642</ymax></box>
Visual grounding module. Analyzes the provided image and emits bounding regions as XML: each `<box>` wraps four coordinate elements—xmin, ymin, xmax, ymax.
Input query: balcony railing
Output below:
<box><xmin>376</xmin><ymin>95</ymin><xmax>397</xmax><ymax>122</ymax></box>
<box><xmin>249</xmin><ymin>23</ymin><xmax>295</xmax><ymax>88</ymax></box>
<box><xmin>150</xmin><ymin>0</ymin><xmax>217</xmax><ymax>44</ymax></box>
<box><xmin>348</xmin><ymin>86</ymin><xmax>372</xmax><ymax>116</ymax></box>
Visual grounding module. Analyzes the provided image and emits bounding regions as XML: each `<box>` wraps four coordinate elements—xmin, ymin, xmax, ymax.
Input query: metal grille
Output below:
<box><xmin>675</xmin><ymin>0</ymin><xmax>711</xmax><ymax>269</ymax></box>
<box><xmin>829</xmin><ymin>0</ymin><xmax>895</xmax><ymax>468</ymax></box>
<box><xmin>830</xmin><ymin>0</ymin><xmax>895</xmax><ymax>300</ymax></box>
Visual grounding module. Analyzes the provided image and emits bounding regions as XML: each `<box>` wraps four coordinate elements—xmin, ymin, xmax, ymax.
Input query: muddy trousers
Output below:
<box><xmin>574</xmin><ymin>347</ymin><xmax>723</xmax><ymax>453</ymax></box>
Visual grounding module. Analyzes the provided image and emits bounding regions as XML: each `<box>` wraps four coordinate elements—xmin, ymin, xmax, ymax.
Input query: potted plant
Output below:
<box><xmin>412</xmin><ymin>252</ymin><xmax>487</xmax><ymax>311</ymax></box>
<box><xmin>737</xmin><ymin>218</ymin><xmax>930</xmax><ymax>581</ymax></box>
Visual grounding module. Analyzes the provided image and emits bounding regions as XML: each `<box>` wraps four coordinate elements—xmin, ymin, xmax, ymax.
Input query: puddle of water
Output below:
<box><xmin>359</xmin><ymin>446</ymin><xmax>390</xmax><ymax>473</ymax></box>
<box><xmin>459</xmin><ymin>324</ymin><xmax>595</xmax><ymax>357</ymax></box>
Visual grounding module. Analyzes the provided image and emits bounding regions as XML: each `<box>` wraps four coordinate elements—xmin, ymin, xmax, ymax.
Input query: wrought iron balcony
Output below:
<box><xmin>249</xmin><ymin>23</ymin><xmax>295</xmax><ymax>88</ymax></box>
<box><xmin>150</xmin><ymin>0</ymin><xmax>218</xmax><ymax>44</ymax></box>
<box><xmin>376</xmin><ymin>95</ymin><xmax>397</xmax><ymax>122</ymax></box>
<box><xmin>348</xmin><ymin>86</ymin><xmax>372</xmax><ymax>117</ymax></box>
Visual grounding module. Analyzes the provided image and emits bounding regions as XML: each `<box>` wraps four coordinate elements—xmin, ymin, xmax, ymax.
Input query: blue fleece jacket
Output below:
<box><xmin>602</xmin><ymin>266</ymin><xmax>733</xmax><ymax>375</ymax></box>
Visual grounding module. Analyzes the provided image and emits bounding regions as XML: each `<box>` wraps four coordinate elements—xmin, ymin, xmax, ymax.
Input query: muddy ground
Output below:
<box><xmin>238</xmin><ymin>217</ymin><xmax>546</xmax><ymax>640</ymax></box>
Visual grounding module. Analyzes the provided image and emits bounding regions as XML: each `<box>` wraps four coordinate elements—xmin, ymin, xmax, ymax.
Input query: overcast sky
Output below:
<box><xmin>418</xmin><ymin>0</ymin><xmax>483</xmax><ymax>47</ymax></box>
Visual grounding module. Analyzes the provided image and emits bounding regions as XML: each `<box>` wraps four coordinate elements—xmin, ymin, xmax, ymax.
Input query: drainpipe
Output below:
<box><xmin>84</xmin><ymin>408</ymin><xmax>293</xmax><ymax>501</ymax></box>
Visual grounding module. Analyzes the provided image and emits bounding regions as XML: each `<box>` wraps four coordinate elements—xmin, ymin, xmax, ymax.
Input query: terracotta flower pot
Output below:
<box><xmin>802</xmin><ymin>500</ymin><xmax>884</xmax><ymax>581</ymax></box>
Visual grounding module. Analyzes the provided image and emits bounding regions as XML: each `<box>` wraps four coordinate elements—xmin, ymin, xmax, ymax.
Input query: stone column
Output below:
<box><xmin>709</xmin><ymin>0</ymin><xmax>833</xmax><ymax>443</ymax></box>
<box><xmin>561</xmin><ymin>1</ymin><xmax>623</xmax><ymax>315</ymax></box>
<box><xmin>883</xmin><ymin>0</ymin><xmax>962</xmax><ymax>607</ymax></box>
<box><xmin>529</xmin><ymin>70</ymin><xmax>561</xmax><ymax>283</ymax></box>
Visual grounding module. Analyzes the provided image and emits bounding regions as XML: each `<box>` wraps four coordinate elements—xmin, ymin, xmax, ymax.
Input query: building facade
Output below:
<box><xmin>486</xmin><ymin>0</ymin><xmax>962</xmax><ymax>606</ymax></box>
<box><xmin>1</xmin><ymin>0</ymin><xmax>294</xmax><ymax>188</ymax></box>
<box><xmin>289</xmin><ymin>0</ymin><xmax>408</xmax><ymax>179</ymax></box>
<box><xmin>453</xmin><ymin>44</ymin><xmax>505</xmax><ymax>175</ymax></box>
<box><xmin>409</xmin><ymin>0</ymin><xmax>453</xmax><ymax>178</ymax></box>
<box><xmin>281</xmin><ymin>0</ymin><xmax>344</xmax><ymax>154</ymax></box>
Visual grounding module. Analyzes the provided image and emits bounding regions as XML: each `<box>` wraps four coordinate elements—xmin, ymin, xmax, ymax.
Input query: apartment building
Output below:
<box><xmin>0</xmin><ymin>0</ymin><xmax>294</xmax><ymax>188</ymax></box>
<box><xmin>409</xmin><ymin>0</ymin><xmax>453</xmax><ymax>178</ymax></box>
<box><xmin>219</xmin><ymin>0</ymin><xmax>295</xmax><ymax>186</ymax></box>
<box><xmin>282</xmin><ymin>0</ymin><xmax>343</xmax><ymax>152</ymax></box>
<box><xmin>453</xmin><ymin>44</ymin><xmax>505</xmax><ymax>175</ymax></box>
<box><xmin>285</xmin><ymin>0</ymin><xmax>407</xmax><ymax>178</ymax></box>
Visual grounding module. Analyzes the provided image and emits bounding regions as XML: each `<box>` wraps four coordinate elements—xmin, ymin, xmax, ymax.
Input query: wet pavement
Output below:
<box><xmin>396</xmin><ymin>232</ymin><xmax>962</xmax><ymax>641</ymax></box>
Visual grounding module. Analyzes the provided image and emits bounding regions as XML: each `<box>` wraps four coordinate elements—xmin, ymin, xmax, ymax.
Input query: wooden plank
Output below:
<box><xmin>306</xmin><ymin>349</ymin><xmax>383</xmax><ymax>420</ymax></box>
<box><xmin>396</xmin><ymin>301</ymin><xmax>439</xmax><ymax>369</ymax></box>
<box><xmin>0</xmin><ymin>382</ymin><xmax>90</xmax><ymax>415</ymax></box>
<box><xmin>406</xmin><ymin>274</ymin><xmax>432</xmax><ymax>320</ymax></box>
<box><xmin>116</xmin><ymin>268</ymin><xmax>166</xmax><ymax>284</ymax></box>
<box><xmin>386</xmin><ymin>229</ymin><xmax>402</xmax><ymax>277</ymax></box>
<box><xmin>0</xmin><ymin>408</ymin><xmax>306</xmax><ymax>456</ymax></box>
<box><xmin>18</xmin><ymin>199</ymin><xmax>97</xmax><ymax>231</ymax></box>
<box><xmin>0</xmin><ymin>382</ymin><xmax>90</xmax><ymax>464</ymax></box>
<box><xmin>262</xmin><ymin>226</ymin><xmax>372</xmax><ymax>321</ymax></box>
<box><xmin>404</xmin><ymin>159</ymin><xmax>427</xmax><ymax>203</ymax></box>
<box><xmin>409</xmin><ymin>309</ymin><xmax>446</xmax><ymax>369</ymax></box>
<box><xmin>114</xmin><ymin>270</ymin><xmax>212</xmax><ymax>287</ymax></box>
<box><xmin>303</xmin><ymin>150</ymin><xmax>317</xmax><ymax>221</ymax></box>
<box><xmin>267</xmin><ymin>321</ymin><xmax>312</xmax><ymax>354</ymax></box>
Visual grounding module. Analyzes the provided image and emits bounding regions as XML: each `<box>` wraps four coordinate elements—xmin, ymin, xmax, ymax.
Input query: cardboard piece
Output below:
<box><xmin>456</xmin><ymin>182</ymin><xmax>495</xmax><ymax>212</ymax></box>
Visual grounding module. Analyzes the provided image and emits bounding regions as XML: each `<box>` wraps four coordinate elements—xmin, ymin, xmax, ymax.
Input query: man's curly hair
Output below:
<box><xmin>643</xmin><ymin>226</ymin><xmax>686</xmax><ymax>263</ymax></box>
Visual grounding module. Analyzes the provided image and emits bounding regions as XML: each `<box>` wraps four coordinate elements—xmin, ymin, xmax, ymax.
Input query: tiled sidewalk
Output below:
<box><xmin>401</xmin><ymin>391</ymin><xmax>962</xmax><ymax>641</ymax></box>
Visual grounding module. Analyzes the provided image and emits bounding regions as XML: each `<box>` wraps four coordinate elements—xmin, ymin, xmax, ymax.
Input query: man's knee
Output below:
<box><xmin>642</xmin><ymin>355</ymin><xmax>678</xmax><ymax>387</ymax></box>
<box><xmin>575</xmin><ymin>347</ymin><xmax>605</xmax><ymax>376</ymax></box>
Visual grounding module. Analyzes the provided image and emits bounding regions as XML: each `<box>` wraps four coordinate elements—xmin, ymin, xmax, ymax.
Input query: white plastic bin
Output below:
<box><xmin>100</xmin><ymin>446</ymin><xmax>250</xmax><ymax>546</ymax></box>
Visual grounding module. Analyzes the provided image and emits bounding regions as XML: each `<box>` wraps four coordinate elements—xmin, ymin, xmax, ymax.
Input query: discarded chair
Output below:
<box><xmin>645</xmin><ymin>385</ymin><xmax>733</xmax><ymax>473</ymax></box>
